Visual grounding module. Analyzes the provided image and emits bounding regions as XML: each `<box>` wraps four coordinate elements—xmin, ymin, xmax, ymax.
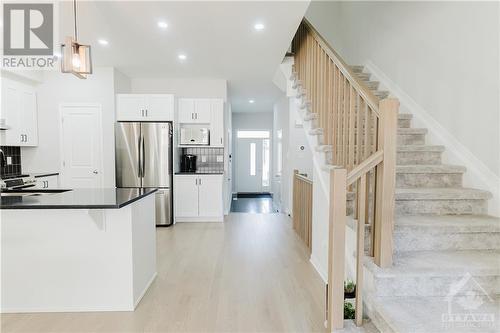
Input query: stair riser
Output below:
<box><xmin>394</xmin><ymin>230</ymin><xmax>500</xmax><ymax>252</ymax></box>
<box><xmin>396</xmin><ymin>173</ymin><xmax>463</xmax><ymax>188</ymax></box>
<box><xmin>395</xmin><ymin>199</ymin><xmax>488</xmax><ymax>215</ymax></box>
<box><xmin>398</xmin><ymin>118</ymin><xmax>411</xmax><ymax>128</ymax></box>
<box><xmin>397</xmin><ymin>151</ymin><xmax>442</xmax><ymax>165</ymax></box>
<box><xmin>370</xmin><ymin>275</ymin><xmax>500</xmax><ymax>297</ymax></box>
<box><xmin>397</xmin><ymin>134</ymin><xmax>426</xmax><ymax>145</ymax></box>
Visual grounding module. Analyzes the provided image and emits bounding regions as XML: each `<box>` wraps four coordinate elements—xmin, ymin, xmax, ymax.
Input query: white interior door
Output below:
<box><xmin>60</xmin><ymin>105</ymin><xmax>103</xmax><ymax>188</ymax></box>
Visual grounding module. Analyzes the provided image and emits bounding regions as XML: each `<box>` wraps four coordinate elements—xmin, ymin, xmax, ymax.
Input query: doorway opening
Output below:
<box><xmin>233</xmin><ymin>129</ymin><xmax>276</xmax><ymax>213</ymax></box>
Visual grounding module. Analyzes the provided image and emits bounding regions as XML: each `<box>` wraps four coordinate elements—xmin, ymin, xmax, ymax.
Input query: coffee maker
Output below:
<box><xmin>180</xmin><ymin>154</ymin><xmax>197</xmax><ymax>173</ymax></box>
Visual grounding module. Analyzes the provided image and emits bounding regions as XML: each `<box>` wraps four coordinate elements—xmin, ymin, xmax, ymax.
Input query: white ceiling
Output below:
<box><xmin>58</xmin><ymin>1</ymin><xmax>309</xmax><ymax>112</ymax></box>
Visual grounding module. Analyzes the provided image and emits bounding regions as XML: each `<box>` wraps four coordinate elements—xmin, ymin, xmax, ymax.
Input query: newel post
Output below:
<box><xmin>373</xmin><ymin>98</ymin><xmax>399</xmax><ymax>267</ymax></box>
<box><xmin>327</xmin><ymin>168</ymin><xmax>347</xmax><ymax>331</ymax></box>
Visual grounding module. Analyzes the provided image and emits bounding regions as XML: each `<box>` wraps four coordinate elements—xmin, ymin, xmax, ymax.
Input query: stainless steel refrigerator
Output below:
<box><xmin>115</xmin><ymin>122</ymin><xmax>173</xmax><ymax>226</ymax></box>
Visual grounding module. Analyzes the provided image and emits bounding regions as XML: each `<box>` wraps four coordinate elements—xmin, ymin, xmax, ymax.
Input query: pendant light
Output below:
<box><xmin>61</xmin><ymin>0</ymin><xmax>92</xmax><ymax>79</ymax></box>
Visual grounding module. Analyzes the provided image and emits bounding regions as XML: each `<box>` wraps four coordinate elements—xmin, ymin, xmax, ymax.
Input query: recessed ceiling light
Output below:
<box><xmin>178</xmin><ymin>54</ymin><xmax>187</xmax><ymax>60</ymax></box>
<box><xmin>98</xmin><ymin>39</ymin><xmax>109</xmax><ymax>46</ymax></box>
<box><xmin>158</xmin><ymin>21</ymin><xmax>168</xmax><ymax>29</ymax></box>
<box><xmin>254</xmin><ymin>23</ymin><xmax>265</xmax><ymax>31</ymax></box>
<box><xmin>249</xmin><ymin>99</ymin><xmax>255</xmax><ymax>104</ymax></box>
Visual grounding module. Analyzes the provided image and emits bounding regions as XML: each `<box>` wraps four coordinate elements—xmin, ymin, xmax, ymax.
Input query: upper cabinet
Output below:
<box><xmin>1</xmin><ymin>78</ymin><xmax>38</xmax><ymax>147</ymax></box>
<box><xmin>178</xmin><ymin>98</ymin><xmax>211</xmax><ymax>124</ymax></box>
<box><xmin>116</xmin><ymin>94</ymin><xmax>174</xmax><ymax>121</ymax></box>
<box><xmin>178</xmin><ymin>98</ymin><xmax>224</xmax><ymax>147</ymax></box>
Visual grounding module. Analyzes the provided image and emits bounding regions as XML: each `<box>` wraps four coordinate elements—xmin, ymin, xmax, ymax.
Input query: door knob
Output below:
<box><xmin>93</xmin><ymin>170</ymin><xmax>98</xmax><ymax>174</ymax></box>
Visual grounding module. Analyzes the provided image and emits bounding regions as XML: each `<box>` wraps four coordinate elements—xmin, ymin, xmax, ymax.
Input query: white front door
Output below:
<box><xmin>60</xmin><ymin>104</ymin><xmax>103</xmax><ymax>188</ymax></box>
<box><xmin>235</xmin><ymin>130</ymin><xmax>271</xmax><ymax>193</ymax></box>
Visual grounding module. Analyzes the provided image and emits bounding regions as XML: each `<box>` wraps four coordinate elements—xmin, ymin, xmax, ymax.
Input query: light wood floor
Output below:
<box><xmin>1</xmin><ymin>213</ymin><xmax>326</xmax><ymax>333</ymax></box>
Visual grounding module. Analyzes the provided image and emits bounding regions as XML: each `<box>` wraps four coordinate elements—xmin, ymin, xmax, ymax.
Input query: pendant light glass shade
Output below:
<box><xmin>61</xmin><ymin>37</ymin><xmax>92</xmax><ymax>79</ymax></box>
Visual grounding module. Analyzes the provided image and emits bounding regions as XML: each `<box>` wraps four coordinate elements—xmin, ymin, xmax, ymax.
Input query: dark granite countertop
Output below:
<box><xmin>175</xmin><ymin>172</ymin><xmax>223</xmax><ymax>175</ymax></box>
<box><xmin>32</xmin><ymin>172</ymin><xmax>60</xmax><ymax>178</ymax></box>
<box><xmin>0</xmin><ymin>188</ymin><xmax>157</xmax><ymax>210</ymax></box>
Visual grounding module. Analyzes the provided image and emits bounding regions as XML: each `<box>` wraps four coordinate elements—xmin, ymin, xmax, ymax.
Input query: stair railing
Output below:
<box><xmin>291</xmin><ymin>19</ymin><xmax>399</xmax><ymax>330</ymax></box>
<box><xmin>292</xmin><ymin>170</ymin><xmax>313</xmax><ymax>253</ymax></box>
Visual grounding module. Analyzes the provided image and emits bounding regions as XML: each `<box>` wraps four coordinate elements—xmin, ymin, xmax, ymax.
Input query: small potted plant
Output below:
<box><xmin>344</xmin><ymin>280</ymin><xmax>356</xmax><ymax>299</ymax></box>
<box><xmin>344</xmin><ymin>301</ymin><xmax>355</xmax><ymax>319</ymax></box>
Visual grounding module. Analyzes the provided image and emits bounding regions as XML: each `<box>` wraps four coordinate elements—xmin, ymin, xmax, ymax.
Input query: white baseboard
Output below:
<box><xmin>365</xmin><ymin>60</ymin><xmax>500</xmax><ymax>217</ymax></box>
<box><xmin>134</xmin><ymin>272</ymin><xmax>157</xmax><ymax>309</ymax></box>
<box><xmin>309</xmin><ymin>254</ymin><xmax>327</xmax><ymax>284</ymax></box>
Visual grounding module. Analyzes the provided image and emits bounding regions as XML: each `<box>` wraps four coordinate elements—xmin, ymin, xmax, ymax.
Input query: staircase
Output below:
<box><xmin>298</xmin><ymin>64</ymin><xmax>500</xmax><ymax>332</ymax></box>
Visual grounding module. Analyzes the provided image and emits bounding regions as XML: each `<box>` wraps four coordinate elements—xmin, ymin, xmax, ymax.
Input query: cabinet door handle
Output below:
<box><xmin>195</xmin><ymin>179</ymin><xmax>198</xmax><ymax>185</ymax></box>
<box><xmin>191</xmin><ymin>113</ymin><xmax>194</xmax><ymax>120</ymax></box>
<box><xmin>199</xmin><ymin>178</ymin><xmax>202</xmax><ymax>186</ymax></box>
<box><xmin>195</xmin><ymin>113</ymin><xmax>198</xmax><ymax>120</ymax></box>
<box><xmin>145</xmin><ymin>109</ymin><xmax>148</xmax><ymax>117</ymax></box>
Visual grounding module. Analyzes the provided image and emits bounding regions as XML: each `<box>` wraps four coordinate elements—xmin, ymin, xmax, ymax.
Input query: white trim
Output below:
<box><xmin>134</xmin><ymin>272</ymin><xmax>157</xmax><ymax>309</ymax></box>
<box><xmin>365</xmin><ymin>60</ymin><xmax>500</xmax><ymax>216</ymax></box>
<box><xmin>310</xmin><ymin>254</ymin><xmax>327</xmax><ymax>283</ymax></box>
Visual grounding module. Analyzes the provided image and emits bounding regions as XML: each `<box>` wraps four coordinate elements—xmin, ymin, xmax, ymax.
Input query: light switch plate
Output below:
<box><xmin>216</xmin><ymin>155</ymin><xmax>223</xmax><ymax>162</ymax></box>
<box><xmin>6</xmin><ymin>156</ymin><xmax>12</xmax><ymax>165</ymax></box>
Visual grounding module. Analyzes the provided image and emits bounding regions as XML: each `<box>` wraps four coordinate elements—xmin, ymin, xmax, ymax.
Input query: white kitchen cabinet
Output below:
<box><xmin>1</xmin><ymin>78</ymin><xmax>38</xmax><ymax>146</ymax></box>
<box><xmin>174</xmin><ymin>174</ymin><xmax>223</xmax><ymax>222</ymax></box>
<box><xmin>177</xmin><ymin>98</ymin><xmax>195</xmax><ymax>123</ymax></box>
<box><xmin>116</xmin><ymin>95</ymin><xmax>146</xmax><ymax>121</ymax></box>
<box><xmin>33</xmin><ymin>175</ymin><xmax>59</xmax><ymax>189</ymax></box>
<box><xmin>210</xmin><ymin>99</ymin><xmax>224</xmax><ymax>147</ymax></box>
<box><xmin>198</xmin><ymin>175</ymin><xmax>223</xmax><ymax>217</ymax></box>
<box><xmin>177</xmin><ymin>98</ymin><xmax>212</xmax><ymax>124</ymax></box>
<box><xmin>194</xmin><ymin>99</ymin><xmax>211</xmax><ymax>123</ymax></box>
<box><xmin>116</xmin><ymin>94</ymin><xmax>174</xmax><ymax>121</ymax></box>
<box><xmin>147</xmin><ymin>95</ymin><xmax>174</xmax><ymax>120</ymax></box>
<box><xmin>174</xmin><ymin>175</ymin><xmax>199</xmax><ymax>217</ymax></box>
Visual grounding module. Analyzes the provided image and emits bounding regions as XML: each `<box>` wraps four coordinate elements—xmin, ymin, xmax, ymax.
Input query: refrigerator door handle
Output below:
<box><xmin>142</xmin><ymin>135</ymin><xmax>146</xmax><ymax>179</ymax></box>
<box><xmin>138</xmin><ymin>135</ymin><xmax>142</xmax><ymax>178</ymax></box>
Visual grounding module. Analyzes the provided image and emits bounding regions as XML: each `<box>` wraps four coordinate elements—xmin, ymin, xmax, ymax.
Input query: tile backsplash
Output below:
<box><xmin>182</xmin><ymin>147</ymin><xmax>224</xmax><ymax>173</ymax></box>
<box><xmin>0</xmin><ymin>146</ymin><xmax>21</xmax><ymax>178</ymax></box>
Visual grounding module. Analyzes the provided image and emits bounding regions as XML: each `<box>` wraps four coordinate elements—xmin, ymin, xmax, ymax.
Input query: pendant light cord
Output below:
<box><xmin>73</xmin><ymin>0</ymin><xmax>78</xmax><ymax>40</ymax></box>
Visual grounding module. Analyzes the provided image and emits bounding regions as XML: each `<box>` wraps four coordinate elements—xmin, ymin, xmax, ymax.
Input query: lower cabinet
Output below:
<box><xmin>33</xmin><ymin>175</ymin><xmax>59</xmax><ymax>189</ymax></box>
<box><xmin>174</xmin><ymin>174</ymin><xmax>223</xmax><ymax>222</ymax></box>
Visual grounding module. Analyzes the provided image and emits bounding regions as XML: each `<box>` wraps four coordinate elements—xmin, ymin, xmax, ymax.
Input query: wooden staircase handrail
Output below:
<box><xmin>346</xmin><ymin>150</ymin><xmax>384</xmax><ymax>186</ymax></box>
<box><xmin>301</xmin><ymin>19</ymin><xmax>380</xmax><ymax>116</ymax></box>
<box><xmin>291</xmin><ymin>19</ymin><xmax>400</xmax><ymax>331</ymax></box>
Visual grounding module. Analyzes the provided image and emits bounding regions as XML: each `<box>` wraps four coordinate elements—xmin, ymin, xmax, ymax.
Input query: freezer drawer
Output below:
<box><xmin>155</xmin><ymin>188</ymin><xmax>172</xmax><ymax>226</ymax></box>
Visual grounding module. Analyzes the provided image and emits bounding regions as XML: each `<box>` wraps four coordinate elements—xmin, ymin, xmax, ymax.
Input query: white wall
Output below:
<box><xmin>306</xmin><ymin>1</ymin><xmax>500</xmax><ymax>182</ymax></box>
<box><xmin>273</xmin><ymin>95</ymin><xmax>313</xmax><ymax>214</ymax></box>
<box><xmin>273</xmin><ymin>96</ymin><xmax>289</xmax><ymax>211</ymax></box>
<box><xmin>21</xmin><ymin>68</ymin><xmax>128</xmax><ymax>187</ymax></box>
<box><xmin>231</xmin><ymin>112</ymin><xmax>274</xmax><ymax>193</ymax></box>
<box><xmin>131</xmin><ymin>78</ymin><xmax>227</xmax><ymax>100</ymax></box>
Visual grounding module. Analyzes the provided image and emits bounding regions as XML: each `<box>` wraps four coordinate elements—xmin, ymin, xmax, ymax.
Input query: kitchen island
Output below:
<box><xmin>1</xmin><ymin>188</ymin><xmax>157</xmax><ymax>313</ymax></box>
